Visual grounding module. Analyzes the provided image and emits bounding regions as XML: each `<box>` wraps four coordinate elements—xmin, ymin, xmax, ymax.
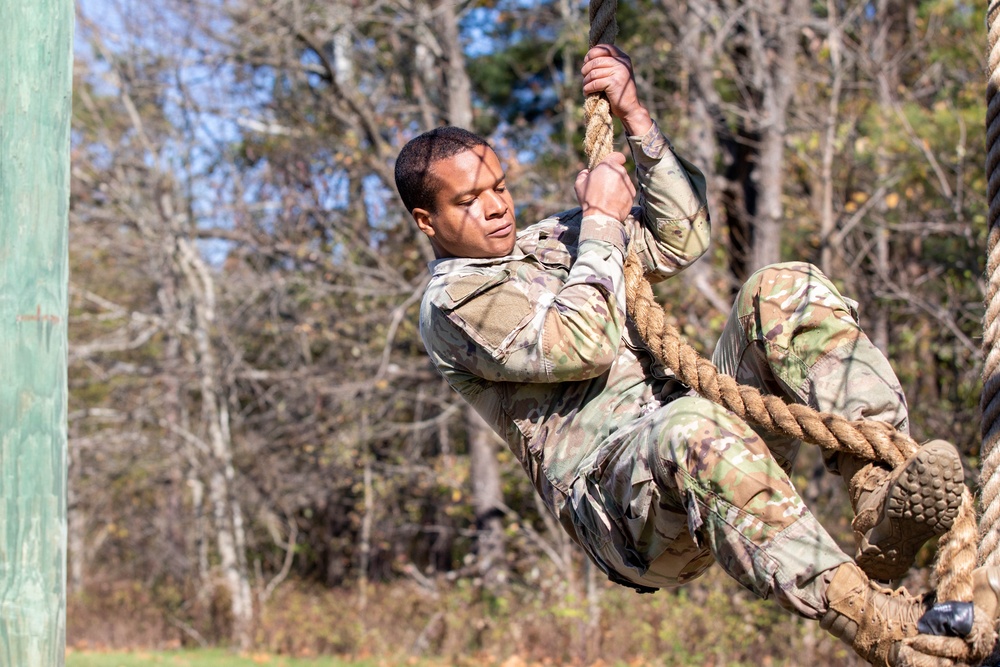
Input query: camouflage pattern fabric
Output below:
<box><xmin>421</xmin><ymin>122</ymin><xmax>709</xmax><ymax>515</ymax></box>
<box><xmin>420</xmin><ymin>124</ymin><xmax>903</xmax><ymax>619</ymax></box>
<box><xmin>712</xmin><ymin>261</ymin><xmax>910</xmax><ymax>473</ymax></box>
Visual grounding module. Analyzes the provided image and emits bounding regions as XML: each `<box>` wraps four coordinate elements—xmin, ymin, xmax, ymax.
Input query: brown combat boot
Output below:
<box><xmin>840</xmin><ymin>440</ymin><xmax>965</xmax><ymax>581</ymax></box>
<box><xmin>820</xmin><ymin>561</ymin><xmax>932</xmax><ymax>667</ymax></box>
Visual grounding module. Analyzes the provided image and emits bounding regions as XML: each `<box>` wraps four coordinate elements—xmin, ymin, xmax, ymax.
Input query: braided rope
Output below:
<box><xmin>621</xmin><ymin>254</ymin><xmax>916</xmax><ymax>462</ymax></box>
<box><xmin>580</xmin><ymin>1</ymin><xmax>990</xmax><ymax>661</ymax></box>
<box><xmin>621</xmin><ymin>252</ymin><xmax>980</xmax><ymax>607</ymax></box>
<box><xmin>623</xmin><ymin>252</ymin><xmax>986</xmax><ymax>662</ymax></box>
<box><xmin>980</xmin><ymin>0</ymin><xmax>1000</xmax><ymax>570</ymax></box>
<box><xmin>583</xmin><ymin>0</ymin><xmax>617</xmax><ymax>168</ymax></box>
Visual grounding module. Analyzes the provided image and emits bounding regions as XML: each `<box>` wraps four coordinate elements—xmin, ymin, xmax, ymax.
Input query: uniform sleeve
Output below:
<box><xmin>423</xmin><ymin>215</ymin><xmax>629</xmax><ymax>384</ymax></box>
<box><xmin>624</xmin><ymin>121</ymin><xmax>712</xmax><ymax>282</ymax></box>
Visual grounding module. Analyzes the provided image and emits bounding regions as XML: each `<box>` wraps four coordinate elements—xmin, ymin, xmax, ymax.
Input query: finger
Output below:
<box><xmin>600</xmin><ymin>152</ymin><xmax>627</xmax><ymax>167</ymax></box>
<box><xmin>581</xmin><ymin>56</ymin><xmax>629</xmax><ymax>79</ymax></box>
<box><xmin>604</xmin><ymin>155</ymin><xmax>635</xmax><ymax>195</ymax></box>
<box><xmin>582</xmin><ymin>78</ymin><xmax>619</xmax><ymax>97</ymax></box>
<box><xmin>582</xmin><ymin>70</ymin><xmax>630</xmax><ymax>98</ymax></box>
<box><xmin>583</xmin><ymin>44</ymin><xmax>624</xmax><ymax>64</ymax></box>
<box><xmin>581</xmin><ymin>69</ymin><xmax>625</xmax><ymax>92</ymax></box>
<box><xmin>621</xmin><ymin>163</ymin><xmax>635</xmax><ymax>183</ymax></box>
<box><xmin>617</xmin><ymin>167</ymin><xmax>636</xmax><ymax>196</ymax></box>
<box><xmin>586</xmin><ymin>50</ymin><xmax>631</xmax><ymax>69</ymax></box>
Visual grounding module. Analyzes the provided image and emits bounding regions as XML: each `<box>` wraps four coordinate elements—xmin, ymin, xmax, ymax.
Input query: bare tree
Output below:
<box><xmin>656</xmin><ymin>0</ymin><xmax>806</xmax><ymax>280</ymax></box>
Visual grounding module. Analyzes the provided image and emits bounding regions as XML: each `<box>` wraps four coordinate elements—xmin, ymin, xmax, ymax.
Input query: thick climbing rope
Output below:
<box><xmin>623</xmin><ymin>252</ymin><xmax>989</xmax><ymax>664</ymax></box>
<box><xmin>583</xmin><ymin>0</ymin><xmax>618</xmax><ymax>169</ymax></box>
<box><xmin>582</xmin><ymin>0</ymin><xmax>995</xmax><ymax>663</ymax></box>
<box><xmin>622</xmin><ymin>253</ymin><xmax>980</xmax><ymax>598</ymax></box>
<box><xmin>981</xmin><ymin>0</ymin><xmax>1000</xmax><ymax>572</ymax></box>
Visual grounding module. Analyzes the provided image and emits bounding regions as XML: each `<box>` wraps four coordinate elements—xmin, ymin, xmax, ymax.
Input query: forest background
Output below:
<box><xmin>67</xmin><ymin>0</ymin><xmax>989</xmax><ymax>664</ymax></box>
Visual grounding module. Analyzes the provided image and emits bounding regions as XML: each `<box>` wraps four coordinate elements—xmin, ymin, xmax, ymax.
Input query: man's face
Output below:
<box><xmin>413</xmin><ymin>145</ymin><xmax>517</xmax><ymax>259</ymax></box>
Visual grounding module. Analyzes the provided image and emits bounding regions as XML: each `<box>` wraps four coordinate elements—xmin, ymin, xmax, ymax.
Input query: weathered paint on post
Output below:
<box><xmin>0</xmin><ymin>0</ymin><xmax>72</xmax><ymax>664</ymax></box>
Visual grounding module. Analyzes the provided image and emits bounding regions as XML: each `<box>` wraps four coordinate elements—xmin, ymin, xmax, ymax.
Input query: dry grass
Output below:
<box><xmin>67</xmin><ymin>565</ymin><xmax>870</xmax><ymax>667</ymax></box>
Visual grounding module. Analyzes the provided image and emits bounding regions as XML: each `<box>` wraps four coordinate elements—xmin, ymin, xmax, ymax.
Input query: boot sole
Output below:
<box><xmin>855</xmin><ymin>441</ymin><xmax>965</xmax><ymax>581</ymax></box>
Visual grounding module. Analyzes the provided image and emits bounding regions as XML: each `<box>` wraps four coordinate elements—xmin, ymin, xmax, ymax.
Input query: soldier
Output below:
<box><xmin>394</xmin><ymin>44</ymin><xmax>996</xmax><ymax>666</ymax></box>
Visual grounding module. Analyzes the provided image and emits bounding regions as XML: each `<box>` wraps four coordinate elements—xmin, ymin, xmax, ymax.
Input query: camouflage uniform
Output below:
<box><xmin>419</xmin><ymin>122</ymin><xmax>909</xmax><ymax>620</ymax></box>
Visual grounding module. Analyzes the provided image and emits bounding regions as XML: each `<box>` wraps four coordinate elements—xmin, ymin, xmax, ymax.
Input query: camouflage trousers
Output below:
<box><xmin>568</xmin><ymin>262</ymin><xmax>910</xmax><ymax>619</ymax></box>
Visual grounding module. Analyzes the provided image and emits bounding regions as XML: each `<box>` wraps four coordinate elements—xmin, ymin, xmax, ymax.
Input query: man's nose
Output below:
<box><xmin>483</xmin><ymin>190</ymin><xmax>507</xmax><ymax>217</ymax></box>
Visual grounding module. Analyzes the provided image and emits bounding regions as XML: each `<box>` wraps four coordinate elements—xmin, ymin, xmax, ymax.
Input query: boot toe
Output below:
<box><xmin>855</xmin><ymin>440</ymin><xmax>965</xmax><ymax>581</ymax></box>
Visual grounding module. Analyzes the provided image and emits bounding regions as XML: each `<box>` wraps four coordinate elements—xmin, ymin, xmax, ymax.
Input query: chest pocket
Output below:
<box><xmin>439</xmin><ymin>268</ymin><xmax>535</xmax><ymax>358</ymax></box>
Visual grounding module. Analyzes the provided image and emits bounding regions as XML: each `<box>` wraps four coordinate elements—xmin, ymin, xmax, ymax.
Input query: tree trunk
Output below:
<box><xmin>870</xmin><ymin>0</ymin><xmax>898</xmax><ymax>356</ymax></box>
<box><xmin>171</xmin><ymin>219</ymin><xmax>254</xmax><ymax>648</ymax></box>
<box><xmin>749</xmin><ymin>0</ymin><xmax>805</xmax><ymax>271</ymax></box>
<box><xmin>466</xmin><ymin>407</ymin><xmax>506</xmax><ymax>591</ymax></box>
<box><xmin>358</xmin><ymin>425</ymin><xmax>374</xmax><ymax>609</ymax></box>
<box><xmin>818</xmin><ymin>0</ymin><xmax>844</xmax><ymax>277</ymax></box>
<box><xmin>437</xmin><ymin>0</ymin><xmax>473</xmax><ymax>129</ymax></box>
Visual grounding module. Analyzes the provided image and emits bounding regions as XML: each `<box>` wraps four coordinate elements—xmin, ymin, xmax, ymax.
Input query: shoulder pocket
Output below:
<box><xmin>441</xmin><ymin>269</ymin><xmax>511</xmax><ymax>310</ymax></box>
<box><xmin>439</xmin><ymin>269</ymin><xmax>534</xmax><ymax>356</ymax></box>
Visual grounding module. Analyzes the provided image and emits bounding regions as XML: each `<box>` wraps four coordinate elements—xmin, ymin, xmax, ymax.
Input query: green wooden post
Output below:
<box><xmin>0</xmin><ymin>0</ymin><xmax>73</xmax><ymax>664</ymax></box>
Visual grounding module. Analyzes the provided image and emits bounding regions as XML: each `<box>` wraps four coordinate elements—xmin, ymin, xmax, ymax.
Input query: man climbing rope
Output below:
<box><xmin>394</xmin><ymin>45</ymin><xmax>999</xmax><ymax>666</ymax></box>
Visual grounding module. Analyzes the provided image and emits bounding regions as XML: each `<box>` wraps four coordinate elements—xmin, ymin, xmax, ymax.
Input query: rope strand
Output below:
<box><xmin>980</xmin><ymin>0</ymin><xmax>1000</xmax><ymax>570</ymax></box>
<box><xmin>622</xmin><ymin>217</ymin><xmax>985</xmax><ymax>663</ymax></box>
<box><xmin>583</xmin><ymin>0</ymin><xmax>617</xmax><ymax>168</ymax></box>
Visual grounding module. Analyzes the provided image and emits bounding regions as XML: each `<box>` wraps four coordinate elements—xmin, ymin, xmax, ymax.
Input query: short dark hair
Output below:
<box><xmin>394</xmin><ymin>126</ymin><xmax>491</xmax><ymax>213</ymax></box>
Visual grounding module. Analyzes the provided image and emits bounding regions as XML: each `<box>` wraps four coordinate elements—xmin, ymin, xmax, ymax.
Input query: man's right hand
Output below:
<box><xmin>574</xmin><ymin>152</ymin><xmax>636</xmax><ymax>221</ymax></box>
<box><xmin>582</xmin><ymin>45</ymin><xmax>653</xmax><ymax>137</ymax></box>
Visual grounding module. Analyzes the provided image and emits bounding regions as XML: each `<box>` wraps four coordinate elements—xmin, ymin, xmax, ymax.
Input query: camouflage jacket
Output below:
<box><xmin>419</xmin><ymin>122</ymin><xmax>711</xmax><ymax>526</ymax></box>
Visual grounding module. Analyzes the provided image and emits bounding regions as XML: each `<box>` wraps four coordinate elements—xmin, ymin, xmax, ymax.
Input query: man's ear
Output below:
<box><xmin>413</xmin><ymin>208</ymin><xmax>435</xmax><ymax>238</ymax></box>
